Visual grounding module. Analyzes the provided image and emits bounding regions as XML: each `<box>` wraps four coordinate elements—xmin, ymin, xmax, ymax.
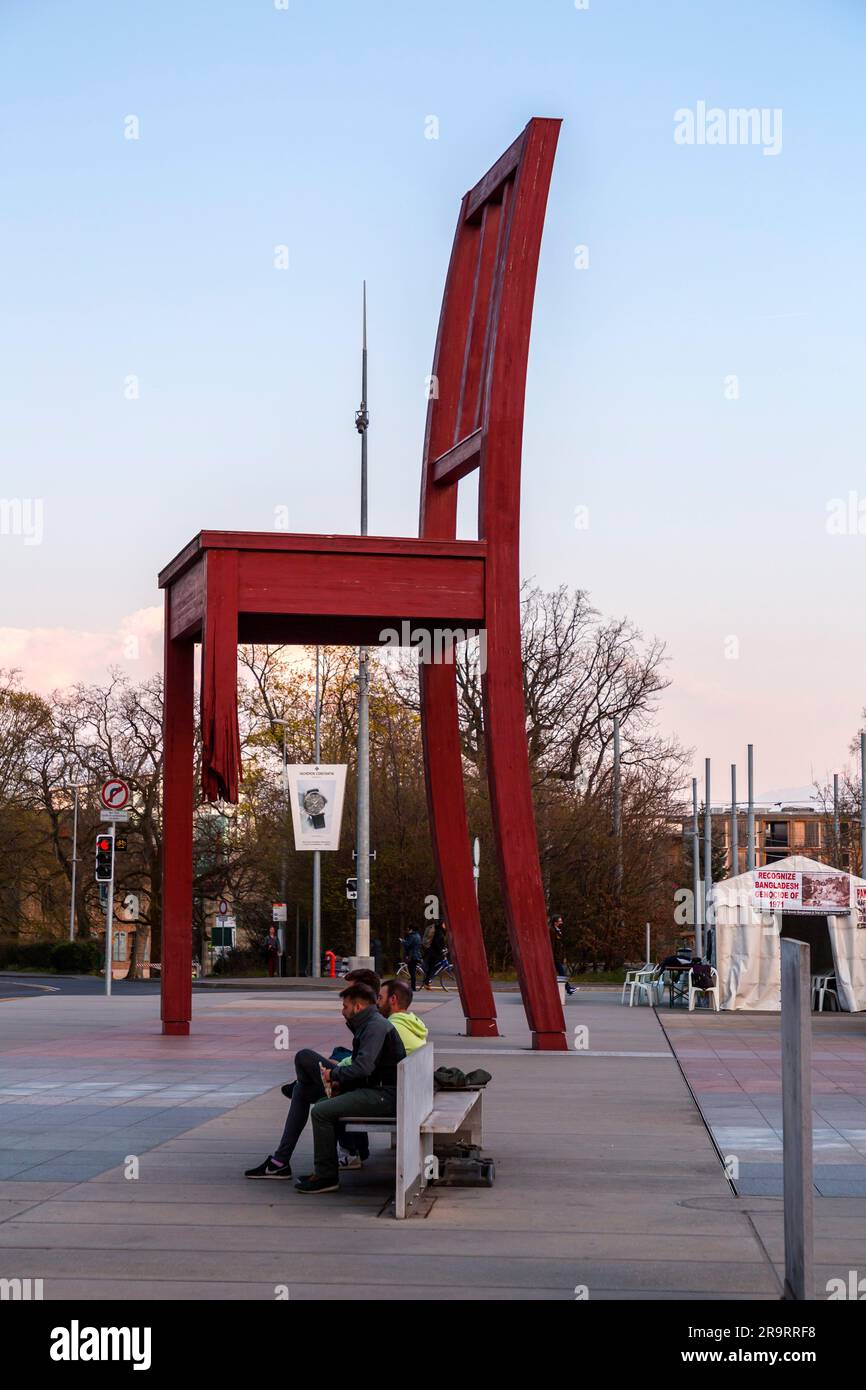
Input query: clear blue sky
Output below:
<box><xmin>1</xmin><ymin>0</ymin><xmax>864</xmax><ymax>789</ymax></box>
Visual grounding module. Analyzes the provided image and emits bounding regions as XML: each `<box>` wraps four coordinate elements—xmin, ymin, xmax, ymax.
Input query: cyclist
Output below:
<box><xmin>421</xmin><ymin>919</ymin><xmax>447</xmax><ymax>990</ymax></box>
<box><xmin>401</xmin><ymin>925</ymin><xmax>423</xmax><ymax>991</ymax></box>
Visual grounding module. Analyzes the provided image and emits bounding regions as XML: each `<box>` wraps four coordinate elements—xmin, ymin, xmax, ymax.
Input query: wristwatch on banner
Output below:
<box><xmin>302</xmin><ymin>787</ymin><xmax>328</xmax><ymax>830</ymax></box>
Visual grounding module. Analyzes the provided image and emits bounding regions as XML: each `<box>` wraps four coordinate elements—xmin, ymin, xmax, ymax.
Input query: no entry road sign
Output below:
<box><xmin>100</xmin><ymin>778</ymin><xmax>130</xmax><ymax>812</ymax></box>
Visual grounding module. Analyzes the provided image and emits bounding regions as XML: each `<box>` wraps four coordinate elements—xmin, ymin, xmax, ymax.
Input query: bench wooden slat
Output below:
<box><xmin>421</xmin><ymin>1094</ymin><xmax>479</xmax><ymax>1135</ymax></box>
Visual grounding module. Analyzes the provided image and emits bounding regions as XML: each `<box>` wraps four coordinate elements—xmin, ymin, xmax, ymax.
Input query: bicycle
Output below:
<box><xmin>397</xmin><ymin>954</ymin><xmax>457</xmax><ymax>991</ymax></box>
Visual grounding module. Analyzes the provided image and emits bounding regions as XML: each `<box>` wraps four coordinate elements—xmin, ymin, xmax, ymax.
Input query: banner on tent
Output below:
<box><xmin>752</xmin><ymin>867</ymin><xmax>851</xmax><ymax>914</ymax></box>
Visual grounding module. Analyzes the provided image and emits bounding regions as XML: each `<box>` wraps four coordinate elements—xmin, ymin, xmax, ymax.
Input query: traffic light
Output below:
<box><xmin>95</xmin><ymin>833</ymin><xmax>114</xmax><ymax>883</ymax></box>
<box><xmin>346</xmin><ymin>877</ymin><xmax>358</xmax><ymax>901</ymax></box>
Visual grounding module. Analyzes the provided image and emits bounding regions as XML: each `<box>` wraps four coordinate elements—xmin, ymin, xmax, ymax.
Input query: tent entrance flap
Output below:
<box><xmin>780</xmin><ymin>914</ymin><xmax>833</xmax><ymax>976</ymax></box>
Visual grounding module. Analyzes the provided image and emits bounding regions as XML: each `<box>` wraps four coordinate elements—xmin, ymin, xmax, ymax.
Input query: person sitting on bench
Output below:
<box><xmin>338</xmin><ymin>977</ymin><xmax>428</xmax><ymax>1170</ymax></box>
<box><xmin>296</xmin><ymin>982</ymin><xmax>406</xmax><ymax>1193</ymax></box>
<box><xmin>245</xmin><ymin>973</ymin><xmax>378</xmax><ymax>1181</ymax></box>
<box><xmin>244</xmin><ymin>982</ymin><xmax>405</xmax><ymax>1189</ymax></box>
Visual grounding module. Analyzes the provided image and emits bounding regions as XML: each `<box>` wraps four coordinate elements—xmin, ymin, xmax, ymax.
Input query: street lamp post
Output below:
<box><xmin>272</xmin><ymin>719</ymin><xmax>290</xmax><ymax>970</ymax></box>
<box><xmin>312</xmin><ymin>645</ymin><xmax>321</xmax><ymax>979</ymax></box>
<box><xmin>353</xmin><ymin>281</ymin><xmax>372</xmax><ymax>968</ymax></box>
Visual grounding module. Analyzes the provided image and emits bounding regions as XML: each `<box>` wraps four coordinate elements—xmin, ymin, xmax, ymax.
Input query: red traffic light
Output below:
<box><xmin>95</xmin><ymin>833</ymin><xmax>115</xmax><ymax>882</ymax></box>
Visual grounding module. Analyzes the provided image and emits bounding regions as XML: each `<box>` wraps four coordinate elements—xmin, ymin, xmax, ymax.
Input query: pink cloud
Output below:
<box><xmin>0</xmin><ymin>606</ymin><xmax>163</xmax><ymax>693</ymax></box>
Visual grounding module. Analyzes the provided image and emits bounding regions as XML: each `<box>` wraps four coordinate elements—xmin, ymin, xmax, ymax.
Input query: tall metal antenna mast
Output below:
<box><xmin>354</xmin><ymin>282</ymin><xmax>372</xmax><ymax>965</ymax></box>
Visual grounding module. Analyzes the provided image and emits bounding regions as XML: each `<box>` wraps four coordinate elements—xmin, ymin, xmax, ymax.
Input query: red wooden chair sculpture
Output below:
<box><xmin>158</xmin><ymin>117</ymin><xmax>567</xmax><ymax>1050</ymax></box>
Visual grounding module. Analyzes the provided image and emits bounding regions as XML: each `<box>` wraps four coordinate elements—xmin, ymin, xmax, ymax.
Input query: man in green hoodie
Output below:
<box><xmin>378</xmin><ymin>978</ymin><xmax>428</xmax><ymax>1052</ymax></box>
<box><xmin>337</xmin><ymin>977</ymin><xmax>428</xmax><ymax>1170</ymax></box>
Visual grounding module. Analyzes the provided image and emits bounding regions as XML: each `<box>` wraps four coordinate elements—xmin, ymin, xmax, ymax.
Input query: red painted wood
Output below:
<box><xmin>159</xmin><ymin>531</ymin><xmax>487</xmax><ymax>587</ymax></box>
<box><xmin>201</xmin><ymin>549</ymin><xmax>242</xmax><ymax>803</ymax></box>
<box><xmin>168</xmin><ymin>559</ymin><xmax>205</xmax><ymax>640</ymax></box>
<box><xmin>431</xmin><ymin>428</ymin><xmax>482</xmax><ymax>486</ymax></box>
<box><xmin>464</xmin><ymin>129</ymin><xmax>524</xmax><ymax>223</ymax></box>
<box><xmin>236</xmin><ymin>614</ymin><xmax>484</xmax><ymax>648</ymax></box>
<box><xmin>419</xmin><ymin>117</ymin><xmax>566</xmax><ymax>1050</ymax></box>
<box><xmin>161</xmin><ymin>590</ymin><xmax>194</xmax><ymax>1035</ymax></box>
<box><xmin>236</xmin><ymin>551</ymin><xmax>485</xmax><ymax>624</ymax></box>
<box><xmin>457</xmin><ymin>200</ymin><xmax>504</xmax><ymax>441</ymax></box>
<box><xmin>478</xmin><ymin>119</ymin><xmax>566</xmax><ymax>1050</ymax></box>
<box><xmin>419</xmin><ymin>180</ymin><xmax>500</xmax><ymax>1038</ymax></box>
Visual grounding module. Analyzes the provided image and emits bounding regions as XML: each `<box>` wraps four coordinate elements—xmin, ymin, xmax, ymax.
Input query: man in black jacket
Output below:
<box><xmin>295</xmin><ymin>982</ymin><xmax>406</xmax><ymax>1193</ymax></box>
<box><xmin>245</xmin><ymin>982</ymin><xmax>404</xmax><ymax>1188</ymax></box>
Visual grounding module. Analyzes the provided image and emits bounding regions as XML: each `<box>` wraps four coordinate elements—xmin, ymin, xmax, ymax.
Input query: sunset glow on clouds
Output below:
<box><xmin>0</xmin><ymin>607</ymin><xmax>163</xmax><ymax>694</ymax></box>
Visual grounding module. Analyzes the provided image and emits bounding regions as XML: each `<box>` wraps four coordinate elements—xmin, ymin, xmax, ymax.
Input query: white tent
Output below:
<box><xmin>708</xmin><ymin>855</ymin><xmax>866</xmax><ymax>1012</ymax></box>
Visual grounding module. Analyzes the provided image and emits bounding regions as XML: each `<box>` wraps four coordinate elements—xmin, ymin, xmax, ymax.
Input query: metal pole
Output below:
<box><xmin>730</xmin><ymin>763</ymin><xmax>738</xmax><ymax>878</ymax></box>
<box><xmin>747</xmin><ymin>743</ymin><xmax>756</xmax><ymax>871</ymax></box>
<box><xmin>861</xmin><ymin>732</ymin><xmax>866</xmax><ymax>877</ymax></box>
<box><xmin>312</xmin><ymin>646</ymin><xmax>322</xmax><ymax>978</ymax></box>
<box><xmin>354</xmin><ymin>282</ymin><xmax>371</xmax><ymax>965</ymax></box>
<box><xmin>613</xmin><ymin>717</ymin><xmax>623</xmax><ymax>925</ymax></box>
<box><xmin>645</xmin><ymin>920</ymin><xmax>651</xmax><ymax>966</ymax></box>
<box><xmin>69</xmin><ymin>784</ymin><xmax>81</xmax><ymax>942</ymax></box>
<box><xmin>781</xmin><ymin>937</ymin><xmax>814</xmax><ymax>1301</ymax></box>
<box><xmin>701</xmin><ymin>758</ymin><xmax>711</xmax><ymax>959</ymax></box>
<box><xmin>104</xmin><ymin>824</ymin><xmax>115</xmax><ymax>997</ymax></box>
<box><xmin>691</xmin><ymin>778</ymin><xmax>700</xmax><ymax>953</ymax></box>
<box><xmin>833</xmin><ymin>772</ymin><xmax>840</xmax><ymax>866</ymax></box>
<box><xmin>281</xmin><ymin>725</ymin><xmax>288</xmax><ymax>905</ymax></box>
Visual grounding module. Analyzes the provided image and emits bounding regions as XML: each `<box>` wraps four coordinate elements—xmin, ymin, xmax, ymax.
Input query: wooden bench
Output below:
<box><xmin>342</xmin><ymin>1045</ymin><xmax>483</xmax><ymax>1217</ymax></box>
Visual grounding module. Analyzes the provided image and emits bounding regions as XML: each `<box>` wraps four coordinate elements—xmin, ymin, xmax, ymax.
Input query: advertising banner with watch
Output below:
<box><xmin>286</xmin><ymin>764</ymin><xmax>347</xmax><ymax>851</ymax></box>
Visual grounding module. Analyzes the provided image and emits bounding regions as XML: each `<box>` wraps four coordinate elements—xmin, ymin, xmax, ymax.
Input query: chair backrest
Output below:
<box><xmin>419</xmin><ymin>118</ymin><xmax>561</xmax><ymax>547</ymax></box>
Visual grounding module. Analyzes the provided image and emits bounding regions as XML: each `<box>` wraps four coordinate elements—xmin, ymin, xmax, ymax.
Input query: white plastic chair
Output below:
<box><xmin>621</xmin><ymin>964</ymin><xmax>648</xmax><ymax>1004</ymax></box>
<box><xmin>688</xmin><ymin>965</ymin><xmax>719</xmax><ymax>1013</ymax></box>
<box><xmin>635</xmin><ymin>969</ymin><xmax>663</xmax><ymax>1008</ymax></box>
<box><xmin>622</xmin><ymin>964</ymin><xmax>658</xmax><ymax>1007</ymax></box>
<box><xmin>812</xmin><ymin>972</ymin><xmax>838</xmax><ymax>1012</ymax></box>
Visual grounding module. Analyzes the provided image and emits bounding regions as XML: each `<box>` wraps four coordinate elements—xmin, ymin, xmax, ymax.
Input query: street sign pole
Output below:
<box><xmin>104</xmin><ymin>823</ymin><xmax>115</xmax><ymax>997</ymax></box>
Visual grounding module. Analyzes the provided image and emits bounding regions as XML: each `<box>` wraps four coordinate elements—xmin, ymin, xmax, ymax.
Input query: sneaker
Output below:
<box><xmin>295</xmin><ymin>1174</ymin><xmax>340</xmax><ymax>1194</ymax></box>
<box><xmin>244</xmin><ymin>1157</ymin><xmax>292</xmax><ymax>1179</ymax></box>
<box><xmin>338</xmin><ymin>1150</ymin><xmax>362</xmax><ymax>1170</ymax></box>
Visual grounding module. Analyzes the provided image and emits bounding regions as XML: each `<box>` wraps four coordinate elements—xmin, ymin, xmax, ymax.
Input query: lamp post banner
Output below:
<box><xmin>287</xmin><ymin>764</ymin><xmax>347</xmax><ymax>851</ymax></box>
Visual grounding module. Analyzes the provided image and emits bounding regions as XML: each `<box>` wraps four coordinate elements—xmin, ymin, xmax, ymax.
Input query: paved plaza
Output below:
<box><xmin>1</xmin><ymin>981</ymin><xmax>865</xmax><ymax>1299</ymax></box>
<box><xmin>660</xmin><ymin>1009</ymin><xmax>866</xmax><ymax>1197</ymax></box>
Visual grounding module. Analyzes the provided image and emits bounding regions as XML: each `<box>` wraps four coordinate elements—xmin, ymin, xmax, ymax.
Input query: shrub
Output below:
<box><xmin>50</xmin><ymin>939</ymin><xmax>102</xmax><ymax>974</ymax></box>
<box><xmin>0</xmin><ymin>938</ymin><xmax>56</xmax><ymax>970</ymax></box>
<box><xmin>212</xmin><ymin>946</ymin><xmax>256</xmax><ymax>977</ymax></box>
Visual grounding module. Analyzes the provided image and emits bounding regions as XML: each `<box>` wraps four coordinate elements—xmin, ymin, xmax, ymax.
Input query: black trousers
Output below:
<box><xmin>273</xmin><ymin>1048</ymin><xmax>330</xmax><ymax>1164</ymax></box>
<box><xmin>423</xmin><ymin>947</ymin><xmax>442</xmax><ymax>985</ymax></box>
